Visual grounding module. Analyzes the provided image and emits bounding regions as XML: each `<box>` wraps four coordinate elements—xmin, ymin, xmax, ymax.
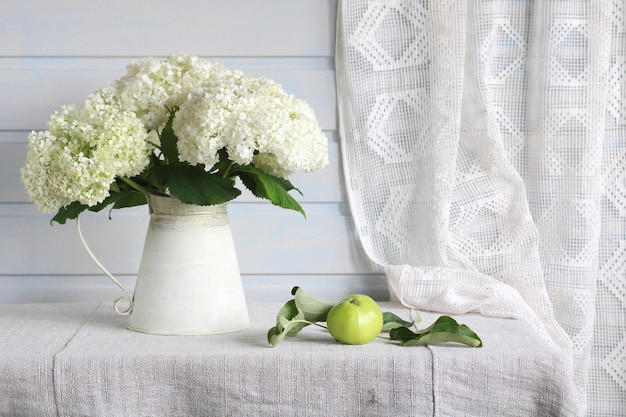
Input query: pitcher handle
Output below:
<box><xmin>76</xmin><ymin>215</ymin><xmax>134</xmax><ymax>315</ymax></box>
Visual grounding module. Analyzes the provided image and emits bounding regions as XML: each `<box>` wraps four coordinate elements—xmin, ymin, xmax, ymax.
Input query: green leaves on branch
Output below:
<box><xmin>50</xmin><ymin>179</ymin><xmax>149</xmax><ymax>225</ymax></box>
<box><xmin>151</xmin><ymin>163</ymin><xmax>241</xmax><ymax>206</ymax></box>
<box><xmin>389</xmin><ymin>316</ymin><xmax>483</xmax><ymax>347</ymax></box>
<box><xmin>267</xmin><ymin>286</ymin><xmax>334</xmax><ymax>347</ymax></box>
<box><xmin>268</xmin><ymin>286</ymin><xmax>483</xmax><ymax>348</ymax></box>
<box><xmin>51</xmin><ymin>202</ymin><xmax>89</xmax><ymax>225</ymax></box>
<box><xmin>238</xmin><ymin>166</ymin><xmax>305</xmax><ymax>217</ymax></box>
<box><xmin>51</xmin><ymin>153</ymin><xmax>307</xmax><ymax>226</ymax></box>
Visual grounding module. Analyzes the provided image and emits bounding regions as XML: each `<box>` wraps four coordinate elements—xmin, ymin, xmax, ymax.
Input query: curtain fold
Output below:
<box><xmin>336</xmin><ymin>0</ymin><xmax>625</xmax><ymax>415</ymax></box>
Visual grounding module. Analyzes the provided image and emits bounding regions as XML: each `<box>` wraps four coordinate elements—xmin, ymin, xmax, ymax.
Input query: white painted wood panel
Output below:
<box><xmin>0</xmin><ymin>0</ymin><xmax>386</xmax><ymax>304</ymax></box>
<box><xmin>2</xmin><ymin>0</ymin><xmax>336</xmax><ymax>57</ymax></box>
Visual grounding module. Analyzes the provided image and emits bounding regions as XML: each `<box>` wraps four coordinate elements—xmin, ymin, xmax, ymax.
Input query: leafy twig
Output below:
<box><xmin>268</xmin><ymin>287</ymin><xmax>483</xmax><ymax>349</ymax></box>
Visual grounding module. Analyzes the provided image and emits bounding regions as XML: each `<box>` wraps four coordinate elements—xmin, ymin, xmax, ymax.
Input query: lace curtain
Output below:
<box><xmin>336</xmin><ymin>1</ymin><xmax>625</xmax><ymax>415</ymax></box>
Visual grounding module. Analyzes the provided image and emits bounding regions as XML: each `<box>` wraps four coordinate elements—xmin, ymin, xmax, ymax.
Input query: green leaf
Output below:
<box><xmin>389</xmin><ymin>316</ymin><xmax>483</xmax><ymax>348</ymax></box>
<box><xmin>381</xmin><ymin>311</ymin><xmax>421</xmax><ymax>332</ymax></box>
<box><xmin>111</xmin><ymin>190</ymin><xmax>148</xmax><ymax>210</ymax></box>
<box><xmin>292</xmin><ymin>286</ymin><xmax>335</xmax><ymax>322</ymax></box>
<box><xmin>92</xmin><ymin>183</ymin><xmax>148</xmax><ymax>212</ymax></box>
<box><xmin>268</xmin><ymin>287</ymin><xmax>336</xmax><ymax>347</ymax></box>
<box><xmin>153</xmin><ymin>163</ymin><xmax>241</xmax><ymax>206</ymax></box>
<box><xmin>237</xmin><ymin>165</ymin><xmax>305</xmax><ymax>217</ymax></box>
<box><xmin>140</xmin><ymin>154</ymin><xmax>169</xmax><ymax>192</ymax></box>
<box><xmin>272</xmin><ymin>176</ymin><xmax>303</xmax><ymax>196</ymax></box>
<box><xmin>267</xmin><ymin>300</ymin><xmax>312</xmax><ymax>347</ymax></box>
<box><xmin>213</xmin><ymin>148</ymin><xmax>235</xmax><ymax>176</ymax></box>
<box><xmin>51</xmin><ymin>201</ymin><xmax>90</xmax><ymax>225</ymax></box>
<box><xmin>158</xmin><ymin>109</ymin><xmax>179</xmax><ymax>164</ymax></box>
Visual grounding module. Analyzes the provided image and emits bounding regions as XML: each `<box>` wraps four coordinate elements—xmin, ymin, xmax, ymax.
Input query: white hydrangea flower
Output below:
<box><xmin>172</xmin><ymin>87</ymin><xmax>230</xmax><ymax>168</ymax></box>
<box><xmin>173</xmin><ymin>73</ymin><xmax>329</xmax><ymax>177</ymax></box>
<box><xmin>21</xmin><ymin>100</ymin><xmax>154</xmax><ymax>212</ymax></box>
<box><xmin>100</xmin><ymin>53</ymin><xmax>223</xmax><ymax>131</ymax></box>
<box><xmin>243</xmin><ymin>78</ymin><xmax>329</xmax><ymax>177</ymax></box>
<box><xmin>173</xmin><ymin>66</ymin><xmax>248</xmax><ymax>168</ymax></box>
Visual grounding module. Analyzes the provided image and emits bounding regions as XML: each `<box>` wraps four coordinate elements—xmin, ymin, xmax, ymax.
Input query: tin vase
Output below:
<box><xmin>125</xmin><ymin>195</ymin><xmax>250</xmax><ymax>335</ymax></box>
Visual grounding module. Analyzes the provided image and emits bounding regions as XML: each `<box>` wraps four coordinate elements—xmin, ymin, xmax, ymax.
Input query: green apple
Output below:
<box><xmin>326</xmin><ymin>294</ymin><xmax>383</xmax><ymax>345</ymax></box>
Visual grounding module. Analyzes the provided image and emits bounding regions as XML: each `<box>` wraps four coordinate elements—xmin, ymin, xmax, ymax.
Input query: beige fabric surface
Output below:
<box><xmin>0</xmin><ymin>303</ymin><xmax>100</xmax><ymax>416</ymax></box>
<box><xmin>0</xmin><ymin>302</ymin><xmax>577</xmax><ymax>416</ymax></box>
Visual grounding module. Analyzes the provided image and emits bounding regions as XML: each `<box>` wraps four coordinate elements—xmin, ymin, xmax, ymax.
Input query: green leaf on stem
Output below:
<box><xmin>389</xmin><ymin>316</ymin><xmax>483</xmax><ymax>348</ymax></box>
<box><xmin>381</xmin><ymin>311</ymin><xmax>421</xmax><ymax>332</ymax></box>
<box><xmin>158</xmin><ymin>109</ymin><xmax>179</xmax><ymax>164</ymax></box>
<box><xmin>51</xmin><ymin>201</ymin><xmax>90</xmax><ymax>225</ymax></box>
<box><xmin>271</xmin><ymin>176</ymin><xmax>303</xmax><ymax>196</ymax></box>
<box><xmin>153</xmin><ymin>163</ymin><xmax>241</xmax><ymax>206</ymax></box>
<box><xmin>111</xmin><ymin>190</ymin><xmax>148</xmax><ymax>210</ymax></box>
<box><xmin>267</xmin><ymin>300</ymin><xmax>311</xmax><ymax>347</ymax></box>
<box><xmin>292</xmin><ymin>286</ymin><xmax>335</xmax><ymax>323</ymax></box>
<box><xmin>51</xmin><ymin>179</ymin><xmax>151</xmax><ymax>225</ymax></box>
<box><xmin>268</xmin><ymin>287</ymin><xmax>335</xmax><ymax>347</ymax></box>
<box><xmin>213</xmin><ymin>148</ymin><xmax>235</xmax><ymax>177</ymax></box>
<box><xmin>237</xmin><ymin>165</ymin><xmax>305</xmax><ymax>217</ymax></box>
<box><xmin>99</xmin><ymin>179</ymin><xmax>149</xmax><ymax>210</ymax></box>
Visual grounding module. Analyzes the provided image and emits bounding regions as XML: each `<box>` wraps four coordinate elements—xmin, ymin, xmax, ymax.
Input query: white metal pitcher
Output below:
<box><xmin>78</xmin><ymin>194</ymin><xmax>250</xmax><ymax>335</ymax></box>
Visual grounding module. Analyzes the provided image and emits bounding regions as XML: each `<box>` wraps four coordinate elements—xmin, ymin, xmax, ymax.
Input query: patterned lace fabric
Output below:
<box><xmin>336</xmin><ymin>1</ymin><xmax>625</xmax><ymax>415</ymax></box>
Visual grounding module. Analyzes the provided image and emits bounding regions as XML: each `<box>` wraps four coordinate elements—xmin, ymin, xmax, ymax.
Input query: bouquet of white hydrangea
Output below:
<box><xmin>21</xmin><ymin>53</ymin><xmax>329</xmax><ymax>223</ymax></box>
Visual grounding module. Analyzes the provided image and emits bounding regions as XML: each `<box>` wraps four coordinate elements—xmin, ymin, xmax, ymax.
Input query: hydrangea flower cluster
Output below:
<box><xmin>21</xmin><ymin>53</ymin><xmax>329</xmax><ymax>221</ymax></box>
<box><xmin>173</xmin><ymin>75</ymin><xmax>328</xmax><ymax>178</ymax></box>
<box><xmin>98</xmin><ymin>53</ymin><xmax>224</xmax><ymax>131</ymax></box>
<box><xmin>22</xmin><ymin>99</ymin><xmax>153</xmax><ymax>212</ymax></box>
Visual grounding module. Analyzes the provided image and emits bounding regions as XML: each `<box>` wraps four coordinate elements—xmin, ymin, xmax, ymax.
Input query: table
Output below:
<box><xmin>0</xmin><ymin>302</ymin><xmax>579</xmax><ymax>416</ymax></box>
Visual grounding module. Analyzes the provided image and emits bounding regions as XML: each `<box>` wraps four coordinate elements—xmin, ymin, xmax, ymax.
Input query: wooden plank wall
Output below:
<box><xmin>0</xmin><ymin>0</ymin><xmax>387</xmax><ymax>304</ymax></box>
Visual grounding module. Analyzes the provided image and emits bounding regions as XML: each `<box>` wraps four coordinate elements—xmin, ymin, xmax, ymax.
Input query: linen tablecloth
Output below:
<box><xmin>0</xmin><ymin>302</ymin><xmax>578</xmax><ymax>416</ymax></box>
